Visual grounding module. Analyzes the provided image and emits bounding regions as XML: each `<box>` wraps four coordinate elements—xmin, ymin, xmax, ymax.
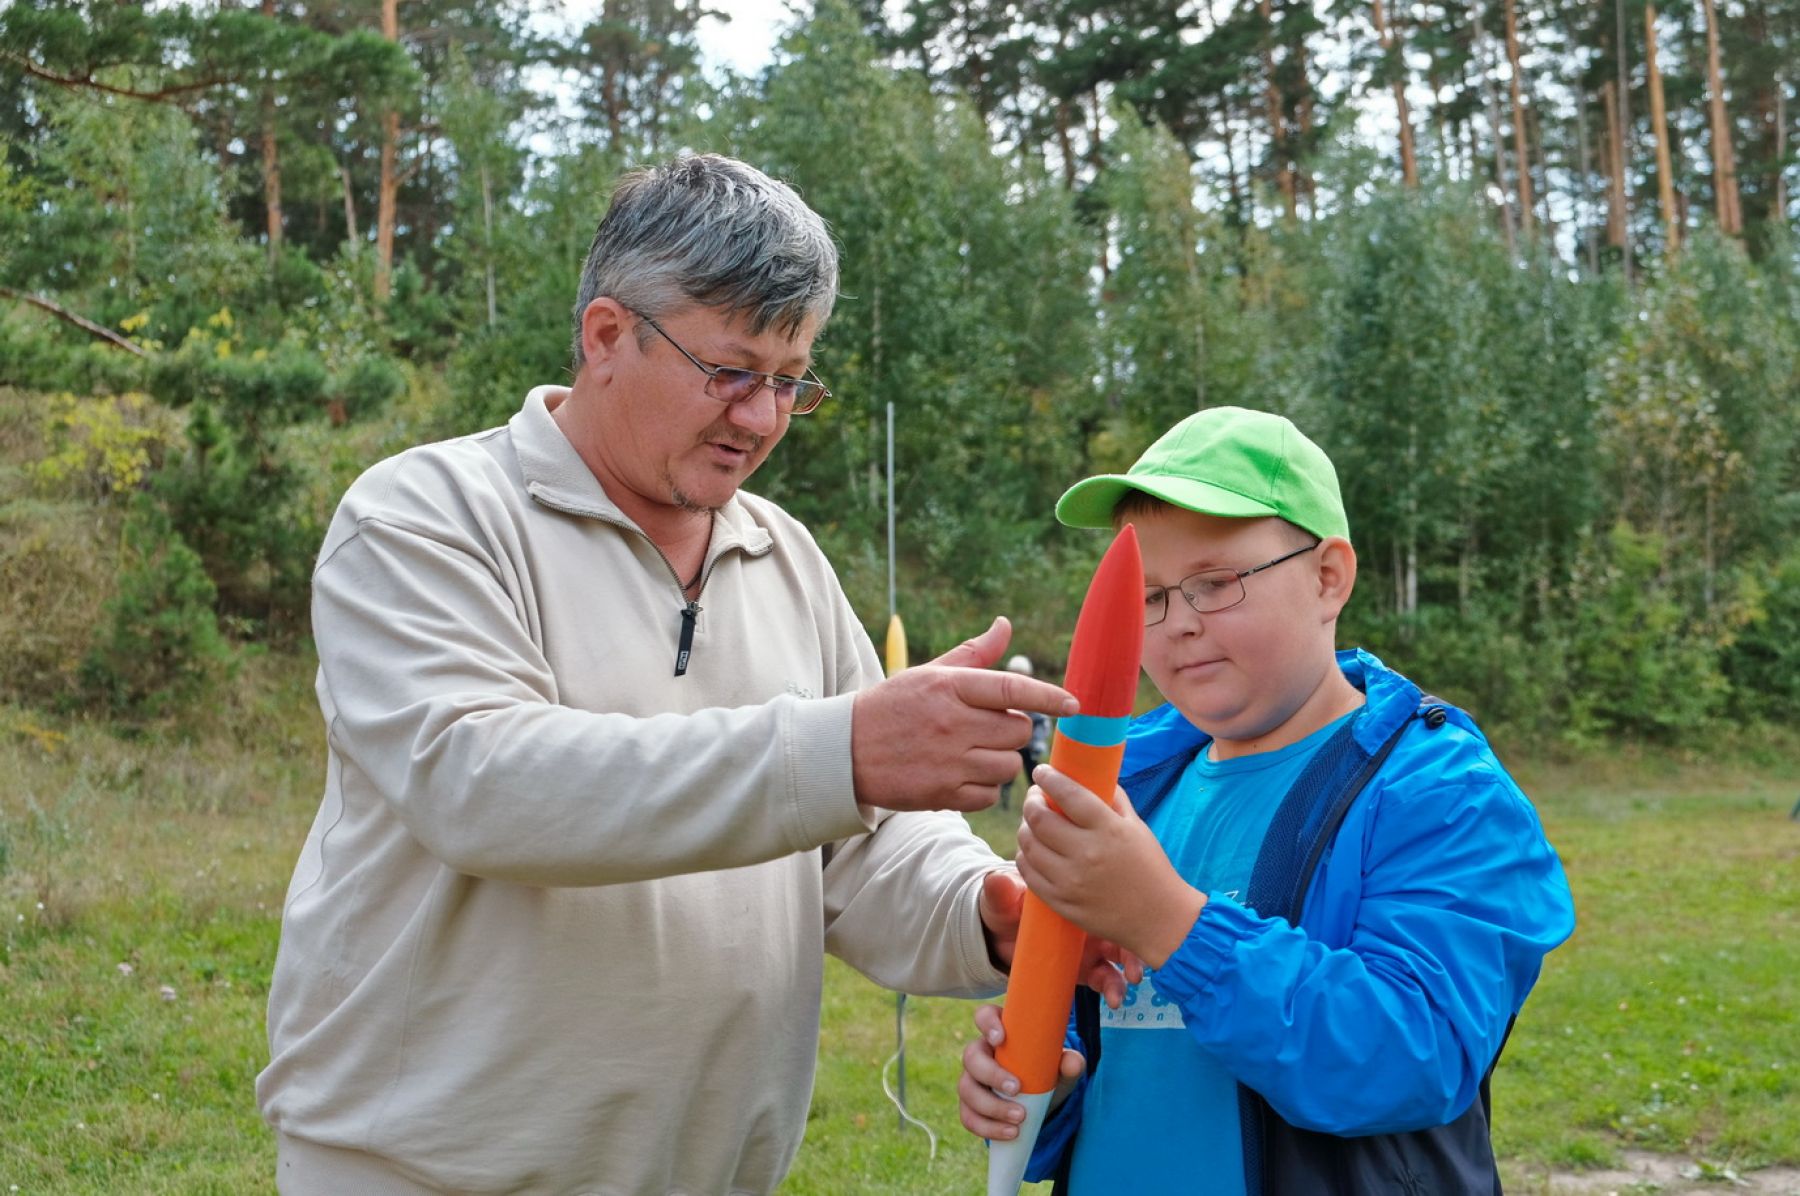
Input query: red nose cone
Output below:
<box><xmin>1061</xmin><ymin>524</ymin><xmax>1145</xmax><ymax>719</ymax></box>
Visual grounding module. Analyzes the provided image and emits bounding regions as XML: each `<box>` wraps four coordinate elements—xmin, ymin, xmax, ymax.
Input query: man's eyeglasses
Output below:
<box><xmin>1142</xmin><ymin>541</ymin><xmax>1321</xmax><ymax>627</ymax></box>
<box><xmin>633</xmin><ymin>310</ymin><xmax>831</xmax><ymax>415</ymax></box>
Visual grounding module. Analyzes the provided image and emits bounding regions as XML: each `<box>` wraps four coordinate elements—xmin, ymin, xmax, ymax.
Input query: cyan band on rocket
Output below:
<box><xmin>1052</xmin><ymin>713</ymin><xmax>1130</xmax><ymax>747</ymax></box>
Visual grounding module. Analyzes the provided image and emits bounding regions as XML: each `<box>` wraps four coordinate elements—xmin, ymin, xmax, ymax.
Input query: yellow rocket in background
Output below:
<box><xmin>884</xmin><ymin>613</ymin><xmax>908</xmax><ymax>678</ymax></box>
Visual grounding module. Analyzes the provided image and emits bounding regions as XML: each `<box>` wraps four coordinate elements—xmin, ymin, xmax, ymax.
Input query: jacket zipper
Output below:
<box><xmin>590</xmin><ymin>515</ymin><xmax>719</xmax><ymax>678</ymax></box>
<box><xmin>527</xmin><ymin>486</ymin><xmax>729</xmax><ymax>678</ymax></box>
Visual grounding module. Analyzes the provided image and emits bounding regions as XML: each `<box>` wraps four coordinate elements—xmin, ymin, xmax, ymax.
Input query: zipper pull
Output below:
<box><xmin>675</xmin><ymin>601</ymin><xmax>701</xmax><ymax>677</ymax></box>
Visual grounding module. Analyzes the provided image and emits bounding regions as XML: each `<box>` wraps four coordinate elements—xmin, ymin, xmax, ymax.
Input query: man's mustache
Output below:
<box><xmin>702</xmin><ymin>425</ymin><xmax>763</xmax><ymax>454</ymax></box>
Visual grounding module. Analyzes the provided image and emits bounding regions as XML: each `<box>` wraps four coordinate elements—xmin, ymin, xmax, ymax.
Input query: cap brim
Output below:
<box><xmin>1056</xmin><ymin>474</ymin><xmax>1279</xmax><ymax>529</ymax></box>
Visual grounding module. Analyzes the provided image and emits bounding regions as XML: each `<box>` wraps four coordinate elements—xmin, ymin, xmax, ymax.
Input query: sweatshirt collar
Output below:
<box><xmin>512</xmin><ymin>385</ymin><xmax>773</xmax><ymax>558</ymax></box>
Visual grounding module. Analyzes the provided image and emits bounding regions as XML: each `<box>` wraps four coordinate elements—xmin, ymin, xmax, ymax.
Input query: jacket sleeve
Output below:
<box><xmin>312</xmin><ymin>516</ymin><xmax>873</xmax><ymax>887</ymax></box>
<box><xmin>1151</xmin><ymin>758</ymin><xmax>1575</xmax><ymax>1135</ymax></box>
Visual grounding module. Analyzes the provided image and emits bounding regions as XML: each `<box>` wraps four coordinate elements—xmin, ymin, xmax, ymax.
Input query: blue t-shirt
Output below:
<box><xmin>1065</xmin><ymin>710</ymin><xmax>1358</xmax><ymax>1195</ymax></box>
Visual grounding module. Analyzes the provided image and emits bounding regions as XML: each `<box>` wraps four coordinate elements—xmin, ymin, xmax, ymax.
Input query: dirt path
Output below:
<box><xmin>1509</xmin><ymin>1151</ymin><xmax>1800</xmax><ymax>1194</ymax></box>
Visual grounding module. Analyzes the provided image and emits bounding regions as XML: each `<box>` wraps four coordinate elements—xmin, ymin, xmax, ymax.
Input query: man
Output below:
<box><xmin>257</xmin><ymin>153</ymin><xmax>1076</xmax><ymax>1195</ymax></box>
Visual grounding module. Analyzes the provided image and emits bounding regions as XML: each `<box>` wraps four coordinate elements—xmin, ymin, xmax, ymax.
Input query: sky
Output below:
<box><xmin>547</xmin><ymin>0</ymin><xmax>799</xmax><ymax>79</ymax></box>
<box><xmin>692</xmin><ymin>0</ymin><xmax>797</xmax><ymax>78</ymax></box>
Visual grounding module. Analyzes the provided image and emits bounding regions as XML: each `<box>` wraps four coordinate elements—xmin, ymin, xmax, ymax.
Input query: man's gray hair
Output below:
<box><xmin>570</xmin><ymin>154</ymin><xmax>839</xmax><ymax>372</ymax></box>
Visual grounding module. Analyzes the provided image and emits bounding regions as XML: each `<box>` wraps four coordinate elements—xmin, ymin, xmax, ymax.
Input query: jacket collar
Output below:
<box><xmin>1120</xmin><ymin>648</ymin><xmax>1422</xmax><ymax>777</ymax></box>
<box><xmin>512</xmin><ymin>385</ymin><xmax>773</xmax><ymax>559</ymax></box>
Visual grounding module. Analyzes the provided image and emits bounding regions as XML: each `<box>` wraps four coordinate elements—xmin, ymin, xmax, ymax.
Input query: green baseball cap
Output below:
<box><xmin>1056</xmin><ymin>406</ymin><xmax>1350</xmax><ymax>542</ymax></box>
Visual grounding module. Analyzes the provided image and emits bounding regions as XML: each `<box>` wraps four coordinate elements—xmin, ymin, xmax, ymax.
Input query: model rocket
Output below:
<box><xmin>885</xmin><ymin>613</ymin><xmax>908</xmax><ymax>678</ymax></box>
<box><xmin>988</xmin><ymin>524</ymin><xmax>1144</xmax><ymax>1196</ymax></box>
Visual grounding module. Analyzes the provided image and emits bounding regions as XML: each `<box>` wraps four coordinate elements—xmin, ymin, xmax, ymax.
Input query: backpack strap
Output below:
<box><xmin>1241</xmin><ymin>694</ymin><xmax>1450</xmax><ymax>1193</ymax></box>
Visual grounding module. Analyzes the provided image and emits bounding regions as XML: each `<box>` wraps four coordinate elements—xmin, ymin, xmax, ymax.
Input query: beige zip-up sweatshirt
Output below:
<box><xmin>257</xmin><ymin>387</ymin><xmax>1008</xmax><ymax>1195</ymax></box>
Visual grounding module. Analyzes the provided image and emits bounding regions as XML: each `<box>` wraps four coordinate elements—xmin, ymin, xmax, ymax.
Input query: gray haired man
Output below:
<box><xmin>257</xmin><ymin>154</ymin><xmax>1074</xmax><ymax>1194</ymax></box>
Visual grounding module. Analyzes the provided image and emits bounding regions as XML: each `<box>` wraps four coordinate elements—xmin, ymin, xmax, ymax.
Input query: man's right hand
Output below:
<box><xmin>850</xmin><ymin>616</ymin><xmax>1077</xmax><ymax>813</ymax></box>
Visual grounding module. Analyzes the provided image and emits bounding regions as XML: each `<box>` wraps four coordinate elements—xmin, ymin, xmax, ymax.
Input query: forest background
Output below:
<box><xmin>0</xmin><ymin>0</ymin><xmax>1796</xmax><ymax>1191</ymax></box>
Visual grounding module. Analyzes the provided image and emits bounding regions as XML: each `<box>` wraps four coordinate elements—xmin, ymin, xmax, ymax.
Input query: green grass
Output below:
<box><xmin>2</xmin><ymin>675</ymin><xmax>1795</xmax><ymax>1193</ymax></box>
<box><xmin>1493</xmin><ymin>751</ymin><xmax>1799</xmax><ymax>1185</ymax></box>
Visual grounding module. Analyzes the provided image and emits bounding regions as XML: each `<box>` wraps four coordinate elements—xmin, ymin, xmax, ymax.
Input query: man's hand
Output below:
<box><xmin>977</xmin><ymin>868</ymin><xmax>1026</xmax><ymax>969</ymax></box>
<box><xmin>978</xmin><ymin>868</ymin><xmax>1145</xmax><ymax>1004</ymax></box>
<box><xmin>956</xmin><ymin>1004</ymin><xmax>1085</xmax><ymax>1142</ymax></box>
<box><xmin>1015</xmin><ymin>765</ymin><xmax>1206</xmax><ymax>969</ymax></box>
<box><xmin>1080</xmin><ymin>937</ymin><xmax>1146</xmax><ymax>1009</ymax></box>
<box><xmin>851</xmin><ymin>617</ymin><xmax>1077</xmax><ymax>812</ymax></box>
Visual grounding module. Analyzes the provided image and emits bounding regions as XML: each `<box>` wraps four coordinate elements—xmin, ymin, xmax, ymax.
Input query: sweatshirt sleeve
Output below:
<box><xmin>1151</xmin><ymin>763</ymin><xmax>1575</xmax><ymax>1135</ymax></box>
<box><xmin>816</xmin><ymin>606</ymin><xmax>1011</xmax><ymax>997</ymax></box>
<box><xmin>312</xmin><ymin>516</ymin><xmax>873</xmax><ymax>887</ymax></box>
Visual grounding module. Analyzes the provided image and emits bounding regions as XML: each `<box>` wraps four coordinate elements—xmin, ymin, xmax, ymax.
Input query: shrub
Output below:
<box><xmin>1722</xmin><ymin>549</ymin><xmax>1800</xmax><ymax>723</ymax></box>
<box><xmin>0</xmin><ymin>501</ymin><xmax>117</xmax><ymax>706</ymax></box>
<box><xmin>79</xmin><ymin>498</ymin><xmax>231</xmax><ymax>717</ymax></box>
<box><xmin>30</xmin><ymin>391</ymin><xmax>173</xmax><ymax>500</ymax></box>
<box><xmin>1559</xmin><ymin>525</ymin><xmax>1728</xmax><ymax>741</ymax></box>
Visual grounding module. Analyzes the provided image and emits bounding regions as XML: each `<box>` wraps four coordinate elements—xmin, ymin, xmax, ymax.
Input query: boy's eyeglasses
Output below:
<box><xmin>1142</xmin><ymin>542</ymin><xmax>1321</xmax><ymax>627</ymax></box>
<box><xmin>633</xmin><ymin>310</ymin><xmax>831</xmax><ymax>415</ymax></box>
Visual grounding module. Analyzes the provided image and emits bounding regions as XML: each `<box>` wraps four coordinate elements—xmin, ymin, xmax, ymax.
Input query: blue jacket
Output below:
<box><xmin>1029</xmin><ymin>649</ymin><xmax>1577</xmax><ymax>1192</ymax></box>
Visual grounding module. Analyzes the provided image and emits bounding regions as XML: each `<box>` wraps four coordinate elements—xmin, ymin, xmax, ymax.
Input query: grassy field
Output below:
<box><xmin>1</xmin><ymin>659</ymin><xmax>1795</xmax><ymax>1193</ymax></box>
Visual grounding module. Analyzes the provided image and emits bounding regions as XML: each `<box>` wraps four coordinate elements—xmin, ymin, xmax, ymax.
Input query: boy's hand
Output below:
<box><xmin>1016</xmin><ymin>765</ymin><xmax>1206</xmax><ymax>969</ymax></box>
<box><xmin>957</xmin><ymin>1004</ymin><xmax>1085</xmax><ymax>1141</ymax></box>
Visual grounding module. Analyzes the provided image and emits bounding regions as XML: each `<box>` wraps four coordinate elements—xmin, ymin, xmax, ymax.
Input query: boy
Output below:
<box><xmin>958</xmin><ymin>407</ymin><xmax>1575</xmax><ymax>1194</ymax></box>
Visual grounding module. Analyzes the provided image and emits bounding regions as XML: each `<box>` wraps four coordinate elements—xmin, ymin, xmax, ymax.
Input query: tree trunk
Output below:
<box><xmin>1260</xmin><ymin>0</ymin><xmax>1296</xmax><ymax>222</ymax></box>
<box><xmin>1297</xmin><ymin>40</ymin><xmax>1317</xmax><ymax>215</ymax></box>
<box><xmin>1699</xmin><ymin>0</ymin><xmax>1742</xmax><ymax>234</ymax></box>
<box><xmin>340</xmin><ymin>159</ymin><xmax>361</xmax><ymax>257</ymax></box>
<box><xmin>259</xmin><ymin>0</ymin><xmax>282</xmax><ymax>266</ymax></box>
<box><xmin>1778</xmin><ymin>81</ymin><xmax>1789</xmax><ymax>219</ymax></box>
<box><xmin>1575</xmin><ymin>100</ymin><xmax>1600</xmax><ymax>271</ymax></box>
<box><xmin>1613</xmin><ymin>0</ymin><xmax>1635</xmax><ymax>283</ymax></box>
<box><xmin>1532</xmin><ymin>106</ymin><xmax>1556</xmax><ymax>245</ymax></box>
<box><xmin>1371</xmin><ymin>0</ymin><xmax>1419</xmax><ymax>186</ymax></box>
<box><xmin>375</xmin><ymin>0</ymin><xmax>401</xmax><ymax>302</ymax></box>
<box><xmin>1744</xmin><ymin>3</ymin><xmax>1781</xmax><ymax>230</ymax></box>
<box><xmin>1503</xmin><ymin>0</ymin><xmax>1534</xmax><ymax>237</ymax></box>
<box><xmin>1474</xmin><ymin>4</ymin><xmax>1517</xmax><ymax>251</ymax></box>
<box><xmin>1602</xmin><ymin>80</ymin><xmax>1630</xmax><ymax>255</ymax></box>
<box><xmin>1644</xmin><ymin>3</ymin><xmax>1680</xmax><ymax>255</ymax></box>
<box><xmin>1053</xmin><ymin>102</ymin><xmax>1078</xmax><ymax>191</ymax></box>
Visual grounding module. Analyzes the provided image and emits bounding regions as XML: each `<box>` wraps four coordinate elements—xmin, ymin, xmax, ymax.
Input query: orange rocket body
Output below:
<box><xmin>988</xmin><ymin>525</ymin><xmax>1144</xmax><ymax>1191</ymax></box>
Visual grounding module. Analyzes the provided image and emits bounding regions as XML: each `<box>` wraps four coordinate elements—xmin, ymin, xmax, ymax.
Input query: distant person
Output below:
<box><xmin>257</xmin><ymin>153</ymin><xmax>1079</xmax><ymax>1196</ymax></box>
<box><xmin>1000</xmin><ymin>654</ymin><xmax>1054</xmax><ymax>811</ymax></box>
<box><xmin>958</xmin><ymin>406</ymin><xmax>1576</xmax><ymax>1194</ymax></box>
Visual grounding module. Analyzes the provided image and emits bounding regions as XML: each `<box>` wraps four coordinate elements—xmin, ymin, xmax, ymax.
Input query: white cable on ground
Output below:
<box><xmin>881</xmin><ymin>1048</ymin><xmax>940</xmax><ymax>1161</ymax></box>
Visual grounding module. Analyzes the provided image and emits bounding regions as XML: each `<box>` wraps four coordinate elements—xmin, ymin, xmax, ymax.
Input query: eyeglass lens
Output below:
<box><xmin>1143</xmin><ymin>571</ymin><xmax>1243</xmax><ymax>626</ymax></box>
<box><xmin>706</xmin><ymin>368</ymin><xmax>825</xmax><ymax>412</ymax></box>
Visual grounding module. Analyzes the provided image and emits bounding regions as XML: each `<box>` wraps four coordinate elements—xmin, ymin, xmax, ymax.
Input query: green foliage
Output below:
<box><xmin>78</xmin><ymin>499</ymin><xmax>230</xmax><ymax>718</ymax></box>
<box><xmin>708</xmin><ymin>0</ymin><xmax>1103</xmax><ymax>654</ymax></box>
<box><xmin>127</xmin><ymin>313</ymin><xmax>404</xmax><ymax>634</ymax></box>
<box><xmin>30</xmin><ymin>392</ymin><xmax>172</xmax><ymax>500</ymax></box>
<box><xmin>1557</xmin><ymin>526</ymin><xmax>1731</xmax><ymax>742</ymax></box>
<box><xmin>2</xmin><ymin>0</ymin><xmax>1797</xmax><ymax>730</ymax></box>
<box><xmin>1721</xmin><ymin>548</ymin><xmax>1800</xmax><ymax>722</ymax></box>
